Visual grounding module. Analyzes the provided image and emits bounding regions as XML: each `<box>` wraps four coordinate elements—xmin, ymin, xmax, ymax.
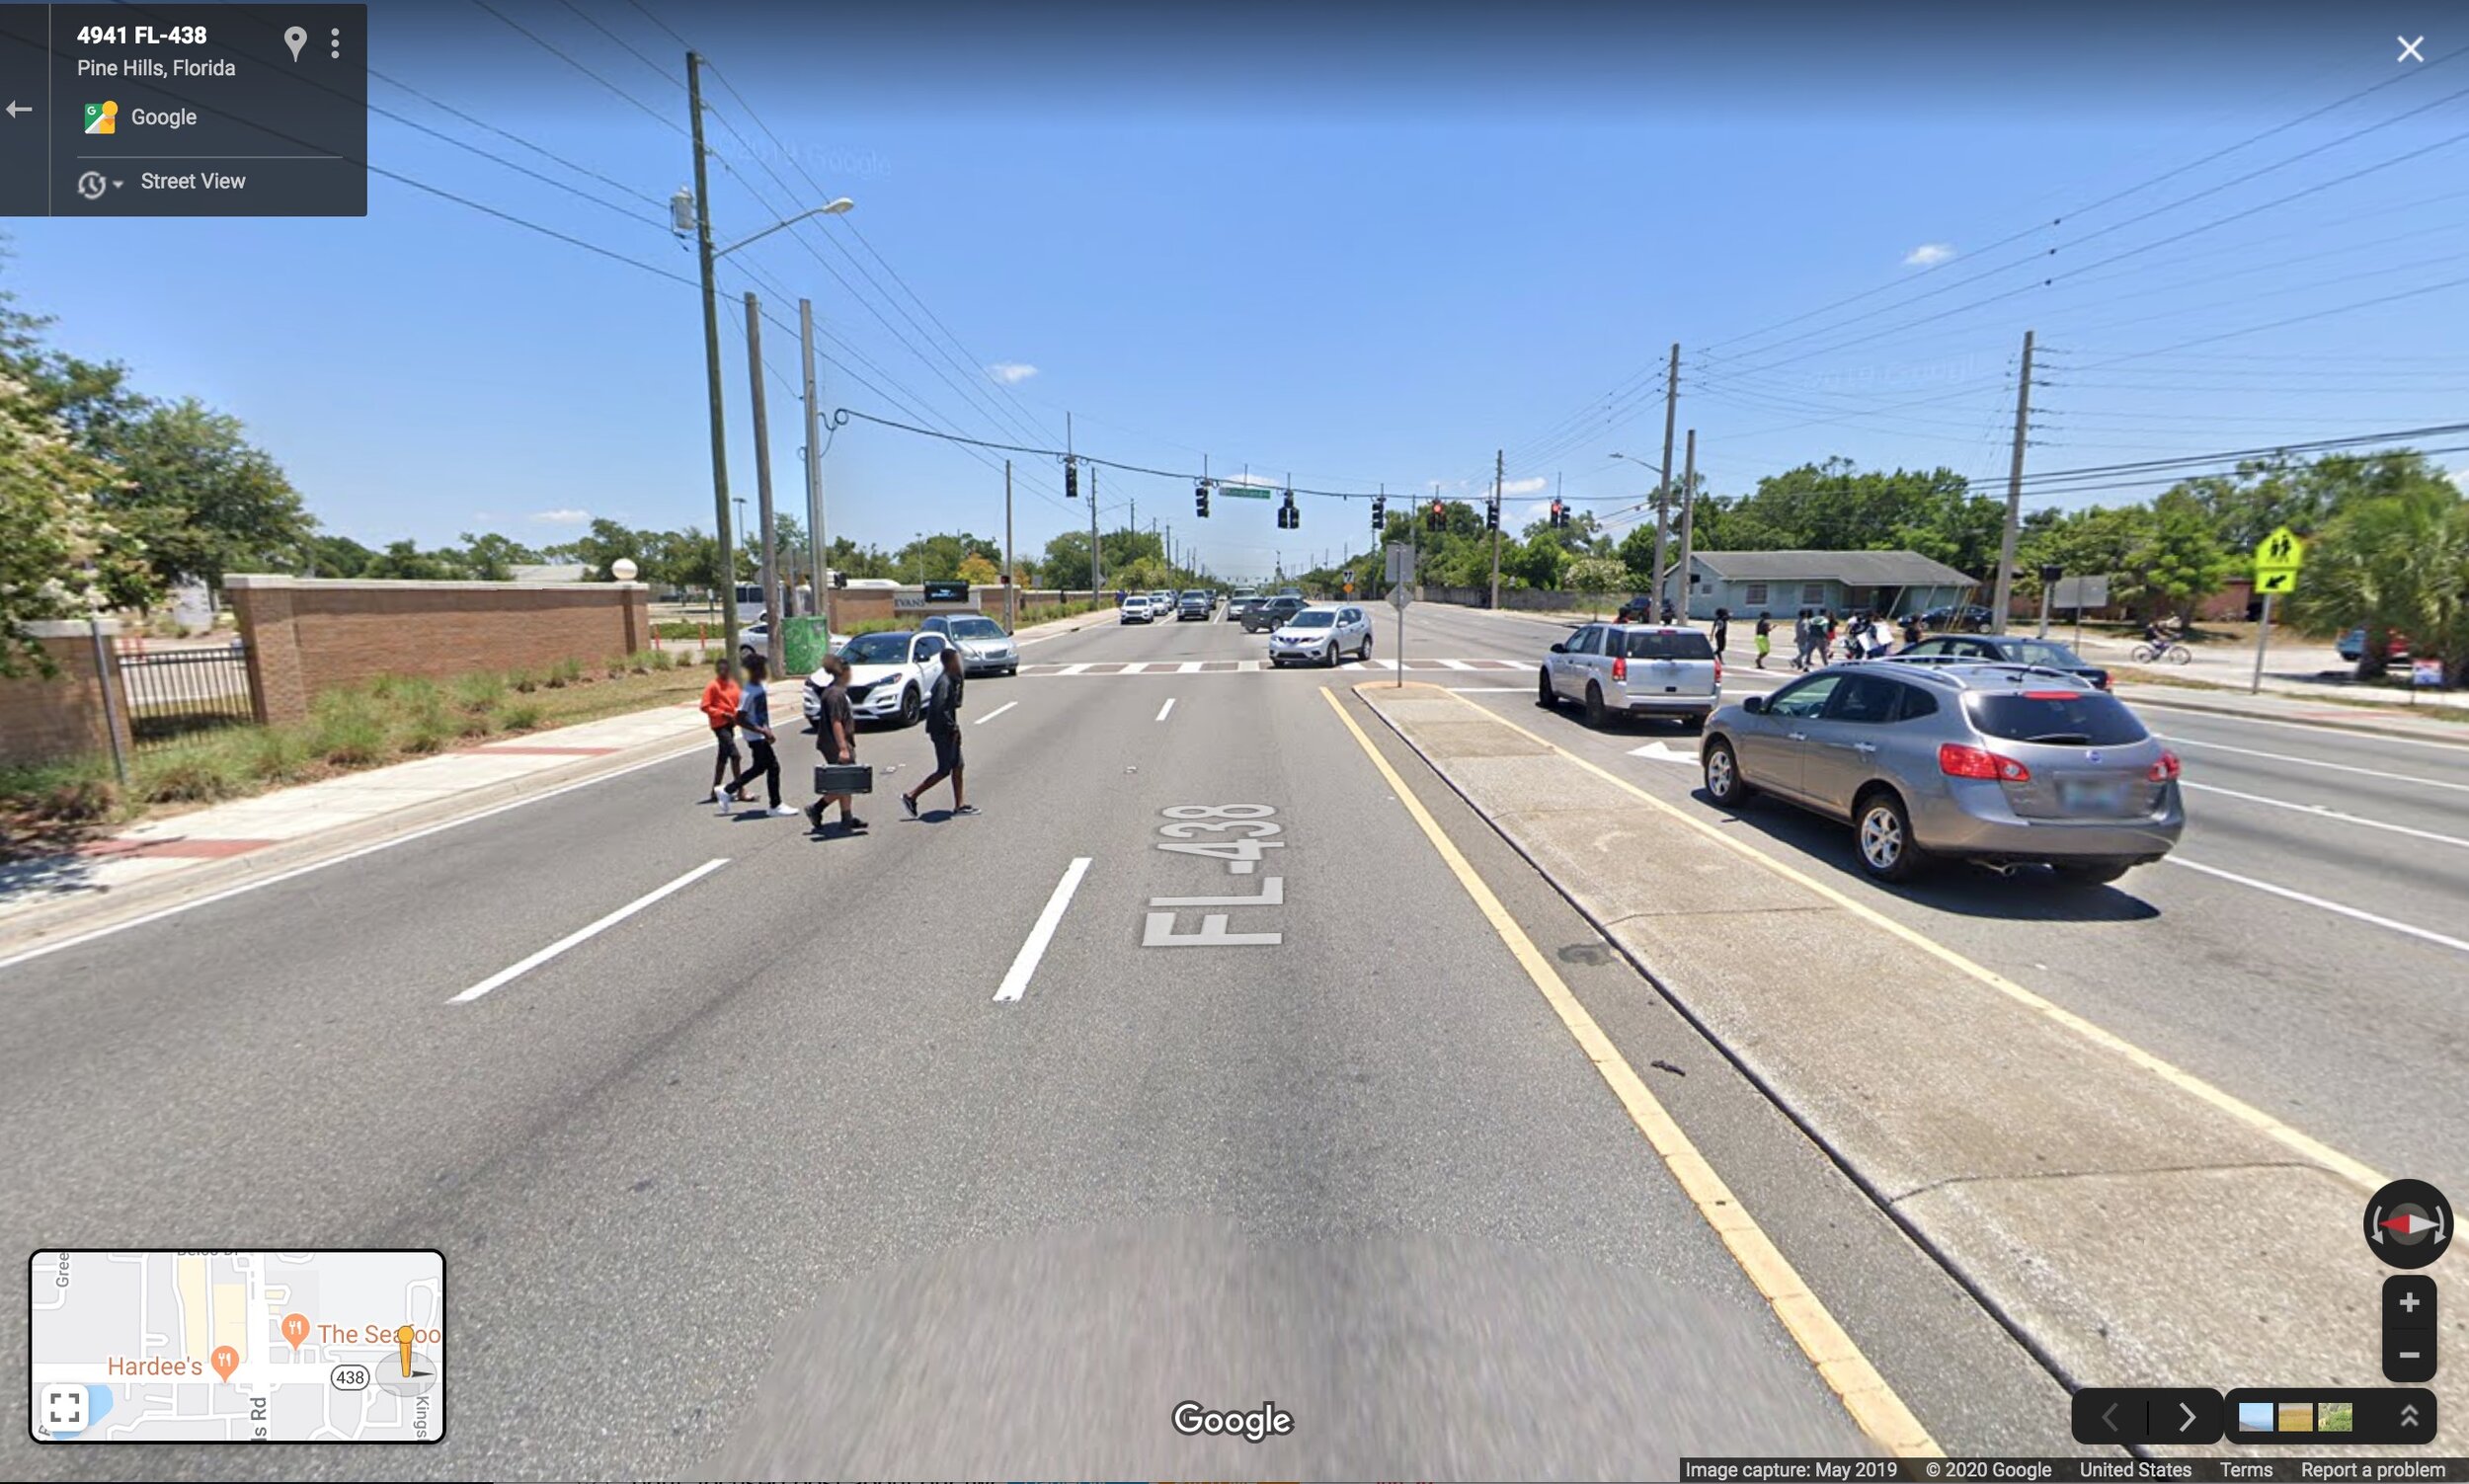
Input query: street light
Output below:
<box><xmin>714</xmin><ymin>197</ymin><xmax>854</xmax><ymax>260</ymax></box>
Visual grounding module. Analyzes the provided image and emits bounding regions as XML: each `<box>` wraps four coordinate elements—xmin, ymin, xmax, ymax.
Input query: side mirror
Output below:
<box><xmin>1549</xmin><ymin>642</ymin><xmax>1566</xmax><ymax>655</ymax></box>
<box><xmin>1741</xmin><ymin>695</ymin><xmax>1768</xmax><ymax>715</ymax></box>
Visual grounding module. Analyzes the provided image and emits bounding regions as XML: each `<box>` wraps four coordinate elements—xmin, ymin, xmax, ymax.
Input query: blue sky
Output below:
<box><xmin>11</xmin><ymin>2</ymin><xmax>2465</xmax><ymax>584</ymax></box>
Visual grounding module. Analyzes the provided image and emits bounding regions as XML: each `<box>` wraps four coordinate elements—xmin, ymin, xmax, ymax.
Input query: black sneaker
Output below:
<box><xmin>843</xmin><ymin>816</ymin><xmax>869</xmax><ymax>832</ymax></box>
<box><xmin>900</xmin><ymin>793</ymin><xmax>918</xmax><ymax>820</ymax></box>
<box><xmin>803</xmin><ymin>800</ymin><xmax>824</xmax><ymax>831</ymax></box>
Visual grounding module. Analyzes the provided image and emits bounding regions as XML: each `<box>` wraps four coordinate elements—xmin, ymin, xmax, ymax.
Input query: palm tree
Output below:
<box><xmin>2290</xmin><ymin>487</ymin><xmax>2469</xmax><ymax>682</ymax></box>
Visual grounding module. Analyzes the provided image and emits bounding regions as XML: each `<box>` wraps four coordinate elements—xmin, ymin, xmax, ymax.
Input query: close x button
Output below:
<box><xmin>2072</xmin><ymin>1387</ymin><xmax>2222</xmax><ymax>1445</ymax></box>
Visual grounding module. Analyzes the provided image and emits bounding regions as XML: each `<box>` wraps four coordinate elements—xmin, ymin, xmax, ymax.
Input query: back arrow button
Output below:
<box><xmin>5</xmin><ymin>103</ymin><xmax>29</xmax><ymax>118</ymax></box>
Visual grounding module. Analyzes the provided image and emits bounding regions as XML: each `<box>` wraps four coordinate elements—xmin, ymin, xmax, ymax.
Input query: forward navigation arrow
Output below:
<box><xmin>2180</xmin><ymin>1401</ymin><xmax>2198</xmax><ymax>1432</ymax></box>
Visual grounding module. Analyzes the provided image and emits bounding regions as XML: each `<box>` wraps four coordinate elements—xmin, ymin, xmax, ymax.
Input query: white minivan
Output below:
<box><xmin>1540</xmin><ymin>622</ymin><xmax>1721</xmax><ymax>729</ymax></box>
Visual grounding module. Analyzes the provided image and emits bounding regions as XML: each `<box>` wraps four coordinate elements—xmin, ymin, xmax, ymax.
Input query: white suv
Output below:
<box><xmin>1268</xmin><ymin>604</ymin><xmax>1374</xmax><ymax>666</ymax></box>
<box><xmin>1540</xmin><ymin>622</ymin><xmax>1721</xmax><ymax>729</ymax></box>
<box><xmin>1120</xmin><ymin>594</ymin><xmax>1154</xmax><ymax>624</ymax></box>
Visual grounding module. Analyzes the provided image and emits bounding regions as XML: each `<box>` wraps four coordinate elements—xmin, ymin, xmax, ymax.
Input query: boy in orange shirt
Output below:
<box><xmin>699</xmin><ymin>656</ymin><xmax>747</xmax><ymax>804</ymax></box>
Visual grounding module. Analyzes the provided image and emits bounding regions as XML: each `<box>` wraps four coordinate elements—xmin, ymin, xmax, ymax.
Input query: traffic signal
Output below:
<box><xmin>1196</xmin><ymin>482</ymin><xmax>1210</xmax><ymax>518</ymax></box>
<box><xmin>1426</xmin><ymin>500</ymin><xmax>1445</xmax><ymax>530</ymax></box>
<box><xmin>1371</xmin><ymin>496</ymin><xmax>1385</xmax><ymax>531</ymax></box>
<box><xmin>1485</xmin><ymin>500</ymin><xmax>1499</xmax><ymax>531</ymax></box>
<box><xmin>1279</xmin><ymin>492</ymin><xmax>1300</xmax><ymax>529</ymax></box>
<box><xmin>1549</xmin><ymin>499</ymin><xmax>1567</xmax><ymax>528</ymax></box>
<box><xmin>1065</xmin><ymin>458</ymin><xmax>1078</xmax><ymax>499</ymax></box>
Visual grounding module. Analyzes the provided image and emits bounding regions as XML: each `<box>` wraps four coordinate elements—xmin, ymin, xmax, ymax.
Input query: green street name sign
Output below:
<box><xmin>1219</xmin><ymin>484</ymin><xmax>1276</xmax><ymax>500</ymax></box>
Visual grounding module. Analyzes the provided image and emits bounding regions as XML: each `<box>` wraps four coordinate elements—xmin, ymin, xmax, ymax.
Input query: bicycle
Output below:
<box><xmin>2129</xmin><ymin>640</ymin><xmax>2192</xmax><ymax>664</ymax></box>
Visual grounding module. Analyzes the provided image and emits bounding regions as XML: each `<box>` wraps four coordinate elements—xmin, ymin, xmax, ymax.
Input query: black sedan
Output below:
<box><xmin>1915</xmin><ymin>603</ymin><xmax>1994</xmax><ymax>633</ymax></box>
<box><xmin>1240</xmin><ymin>595</ymin><xmax>1309</xmax><ymax>633</ymax></box>
<box><xmin>1892</xmin><ymin>634</ymin><xmax>2111</xmax><ymax>689</ymax></box>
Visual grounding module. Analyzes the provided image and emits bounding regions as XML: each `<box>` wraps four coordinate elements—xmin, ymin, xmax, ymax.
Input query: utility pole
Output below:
<box><xmin>1990</xmin><ymin>329</ymin><xmax>2035</xmax><ymax>636</ymax></box>
<box><xmin>799</xmin><ymin>297</ymin><xmax>827</xmax><ymax>631</ymax></box>
<box><xmin>685</xmin><ymin>52</ymin><xmax>737</xmax><ymax>661</ymax></box>
<box><xmin>1488</xmin><ymin>448</ymin><xmax>1504</xmax><ymax>610</ymax></box>
<box><xmin>1677</xmin><ymin>429</ymin><xmax>1698</xmax><ymax>622</ymax></box>
<box><xmin>743</xmin><ymin>292</ymin><xmax>783</xmax><ymax>677</ymax></box>
<box><xmin>1003</xmin><ymin>459</ymin><xmax>1016</xmax><ymax>631</ymax></box>
<box><xmin>1653</xmin><ymin>342</ymin><xmax>1680</xmax><ymax>614</ymax></box>
<box><xmin>1090</xmin><ymin>463</ymin><xmax>1102</xmax><ymax>596</ymax></box>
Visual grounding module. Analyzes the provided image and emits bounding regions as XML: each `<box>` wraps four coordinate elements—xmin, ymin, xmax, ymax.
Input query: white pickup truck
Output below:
<box><xmin>1539</xmin><ymin>622</ymin><xmax>1723</xmax><ymax>730</ymax></box>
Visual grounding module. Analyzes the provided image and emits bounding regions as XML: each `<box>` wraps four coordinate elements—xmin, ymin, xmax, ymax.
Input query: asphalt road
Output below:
<box><xmin>1393</xmin><ymin>599</ymin><xmax>2468</xmax><ymax>1199</ymax></box>
<box><xmin>2</xmin><ymin>599</ymin><xmax>2100</xmax><ymax>1479</ymax></box>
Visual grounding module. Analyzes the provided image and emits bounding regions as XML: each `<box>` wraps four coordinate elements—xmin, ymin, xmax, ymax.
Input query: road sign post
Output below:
<box><xmin>2250</xmin><ymin>526</ymin><xmax>2305</xmax><ymax>695</ymax></box>
<box><xmin>1386</xmin><ymin>542</ymin><xmax>1414</xmax><ymax>687</ymax></box>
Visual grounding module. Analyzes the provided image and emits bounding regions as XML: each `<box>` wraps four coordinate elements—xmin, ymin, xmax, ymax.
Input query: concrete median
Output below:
<box><xmin>1356</xmin><ymin>681</ymin><xmax>2457</xmax><ymax>1453</ymax></box>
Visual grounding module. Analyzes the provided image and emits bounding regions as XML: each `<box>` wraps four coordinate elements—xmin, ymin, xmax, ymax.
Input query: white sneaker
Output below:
<box><xmin>767</xmin><ymin>805</ymin><xmax>799</xmax><ymax>817</ymax></box>
<box><xmin>709</xmin><ymin>789</ymin><xmax>726</xmax><ymax>804</ymax></box>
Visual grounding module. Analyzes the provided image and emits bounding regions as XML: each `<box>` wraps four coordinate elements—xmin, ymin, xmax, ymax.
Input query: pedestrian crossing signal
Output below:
<box><xmin>1196</xmin><ymin>482</ymin><xmax>1210</xmax><ymax>518</ymax></box>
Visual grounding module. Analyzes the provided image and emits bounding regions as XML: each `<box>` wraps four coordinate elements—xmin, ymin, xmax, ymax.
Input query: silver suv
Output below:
<box><xmin>1698</xmin><ymin>661</ymin><xmax>2184</xmax><ymax>885</ymax></box>
<box><xmin>1539</xmin><ymin>622</ymin><xmax>1722</xmax><ymax>729</ymax></box>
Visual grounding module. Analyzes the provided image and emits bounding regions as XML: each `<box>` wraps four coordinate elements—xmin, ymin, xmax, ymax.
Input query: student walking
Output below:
<box><xmin>1753</xmin><ymin>611</ymin><xmax>1773</xmax><ymax>669</ymax></box>
<box><xmin>1711</xmin><ymin>606</ymin><xmax>1730</xmax><ymax>655</ymax></box>
<box><xmin>1791</xmin><ymin>610</ymin><xmax>1815</xmax><ymax>671</ymax></box>
<box><xmin>1818</xmin><ymin>610</ymin><xmax>1838</xmax><ymax>664</ymax></box>
<box><xmin>699</xmin><ymin>656</ymin><xmax>744</xmax><ymax>804</ymax></box>
<box><xmin>900</xmin><ymin>648</ymin><xmax>974</xmax><ymax>819</ymax></box>
<box><xmin>803</xmin><ymin>653</ymin><xmax>867</xmax><ymax>834</ymax></box>
<box><xmin>720</xmin><ymin>655</ymin><xmax>795</xmax><ymax>817</ymax></box>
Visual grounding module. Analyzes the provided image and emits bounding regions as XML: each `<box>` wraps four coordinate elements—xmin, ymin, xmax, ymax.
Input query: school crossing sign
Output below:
<box><xmin>2254</xmin><ymin>525</ymin><xmax>2305</xmax><ymax>594</ymax></box>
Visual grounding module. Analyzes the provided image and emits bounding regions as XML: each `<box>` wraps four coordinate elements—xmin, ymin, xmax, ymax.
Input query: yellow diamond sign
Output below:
<box><xmin>2254</xmin><ymin>525</ymin><xmax>2304</xmax><ymax>593</ymax></box>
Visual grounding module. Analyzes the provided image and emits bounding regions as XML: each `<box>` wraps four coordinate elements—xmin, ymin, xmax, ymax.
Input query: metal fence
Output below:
<box><xmin>117</xmin><ymin>639</ymin><xmax>256</xmax><ymax>750</ymax></box>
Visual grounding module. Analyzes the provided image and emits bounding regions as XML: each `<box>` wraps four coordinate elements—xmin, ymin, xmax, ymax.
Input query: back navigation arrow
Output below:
<box><xmin>5</xmin><ymin>102</ymin><xmax>28</xmax><ymax>118</ymax></box>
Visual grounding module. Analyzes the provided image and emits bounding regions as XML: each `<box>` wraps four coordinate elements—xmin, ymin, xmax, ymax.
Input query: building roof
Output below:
<box><xmin>1690</xmin><ymin>549</ymin><xmax>1976</xmax><ymax>586</ymax></box>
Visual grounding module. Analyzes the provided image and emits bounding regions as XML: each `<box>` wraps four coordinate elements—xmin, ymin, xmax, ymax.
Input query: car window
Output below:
<box><xmin>1566</xmin><ymin>627</ymin><xmax>1601</xmax><ymax>656</ymax></box>
<box><xmin>843</xmin><ymin>633</ymin><xmax>910</xmax><ymax>664</ymax></box>
<box><xmin>1766</xmin><ymin>674</ymin><xmax>1840</xmax><ymax>719</ymax></box>
<box><xmin>915</xmin><ymin>635</ymin><xmax>947</xmax><ymax>661</ymax></box>
<box><xmin>1907</xmin><ymin>638</ymin><xmax>1951</xmax><ymax>656</ymax></box>
<box><xmin>1896</xmin><ymin>686</ymin><xmax>1940</xmax><ymax>721</ymax></box>
<box><xmin>1823</xmin><ymin>673</ymin><xmax>1905</xmax><ymax>725</ymax></box>
<box><xmin>1620</xmin><ymin>629</ymin><xmax>1715</xmax><ymax>660</ymax></box>
<box><xmin>1965</xmin><ymin>691</ymin><xmax>2147</xmax><ymax>745</ymax></box>
<box><xmin>1339</xmin><ymin>608</ymin><xmax>1362</xmax><ymax>624</ymax></box>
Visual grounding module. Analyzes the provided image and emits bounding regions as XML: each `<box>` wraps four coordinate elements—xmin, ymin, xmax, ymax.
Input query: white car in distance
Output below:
<box><xmin>1268</xmin><ymin>604</ymin><xmax>1374</xmax><ymax>667</ymax></box>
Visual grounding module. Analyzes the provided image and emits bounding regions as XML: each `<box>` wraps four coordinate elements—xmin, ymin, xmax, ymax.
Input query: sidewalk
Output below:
<box><xmin>0</xmin><ymin>703</ymin><xmax>711</xmax><ymax>932</ymax></box>
<box><xmin>1353</xmin><ymin>681</ymin><xmax>2447</xmax><ymax>1451</ymax></box>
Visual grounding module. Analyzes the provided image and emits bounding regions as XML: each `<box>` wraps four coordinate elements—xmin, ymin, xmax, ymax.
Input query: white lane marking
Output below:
<box><xmin>1439</xmin><ymin>659</ymin><xmax>1478</xmax><ymax>671</ymax></box>
<box><xmin>1155</xmin><ymin>697</ymin><xmax>1177</xmax><ymax>723</ymax></box>
<box><xmin>1120</xmin><ymin>662</ymin><xmax>1150</xmax><ymax>674</ymax></box>
<box><xmin>1057</xmin><ymin>663</ymin><xmax>1092</xmax><ymax>676</ymax></box>
<box><xmin>995</xmin><ymin>857</ymin><xmax>1093</xmax><ymax>1002</ymax></box>
<box><xmin>1239</xmin><ymin>660</ymin><xmax>1262</xmax><ymax>672</ymax></box>
<box><xmin>2181</xmin><ymin>780</ymin><xmax>2469</xmax><ymax>849</ymax></box>
<box><xmin>449</xmin><ymin>858</ymin><xmax>730</xmax><ymax>1003</ymax></box>
<box><xmin>2169</xmin><ymin>857</ymin><xmax>2469</xmax><ymax>957</ymax></box>
<box><xmin>2160</xmin><ymin>735</ymin><xmax>2469</xmax><ymax>796</ymax></box>
<box><xmin>1628</xmin><ymin>741</ymin><xmax>1699</xmax><ymax>762</ymax></box>
<box><xmin>1177</xmin><ymin>661</ymin><xmax>1204</xmax><ymax>673</ymax></box>
<box><xmin>1448</xmin><ymin>686</ymin><xmax>1531</xmax><ymax>693</ymax></box>
<box><xmin>0</xmin><ymin>738</ymin><xmax>710</xmax><ymax>976</ymax></box>
<box><xmin>974</xmin><ymin>700</ymin><xmax>1019</xmax><ymax>726</ymax></box>
<box><xmin>2133</xmin><ymin>698</ymin><xmax>2469</xmax><ymax>753</ymax></box>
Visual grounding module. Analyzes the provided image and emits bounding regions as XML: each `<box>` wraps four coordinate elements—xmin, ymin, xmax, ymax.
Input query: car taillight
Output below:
<box><xmin>2148</xmin><ymin>749</ymin><xmax>2181</xmax><ymax>782</ymax></box>
<box><xmin>1939</xmin><ymin>742</ymin><xmax>2031</xmax><ymax>783</ymax></box>
<box><xmin>1612</xmin><ymin>656</ymin><xmax>1628</xmax><ymax>680</ymax></box>
<box><xmin>1712</xmin><ymin>657</ymin><xmax>1723</xmax><ymax>683</ymax></box>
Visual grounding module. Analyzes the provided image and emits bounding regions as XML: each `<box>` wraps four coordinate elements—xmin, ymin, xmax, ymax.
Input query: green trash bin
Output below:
<box><xmin>781</xmin><ymin>616</ymin><xmax>837</xmax><ymax>676</ymax></box>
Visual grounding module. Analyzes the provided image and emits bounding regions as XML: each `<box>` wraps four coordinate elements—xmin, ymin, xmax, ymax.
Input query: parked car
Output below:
<box><xmin>921</xmin><ymin>613</ymin><xmax>1019</xmax><ymax>675</ymax></box>
<box><xmin>1614</xmin><ymin>594</ymin><xmax>1673</xmax><ymax>624</ymax></box>
<box><xmin>822</xmin><ymin>630</ymin><xmax>950</xmax><ymax>728</ymax></box>
<box><xmin>1537</xmin><ymin>622</ymin><xmax>1722</xmax><ymax>729</ymax></box>
<box><xmin>1120</xmin><ymin>594</ymin><xmax>1155</xmax><ymax>625</ymax></box>
<box><xmin>1893</xmin><ymin>634</ymin><xmax>2110</xmax><ymax>690</ymax></box>
<box><xmin>1268</xmin><ymin>604</ymin><xmax>1374</xmax><ymax>666</ymax></box>
<box><xmin>1177</xmin><ymin>589</ymin><xmax>1214</xmax><ymax>621</ymax></box>
<box><xmin>1241</xmin><ymin>595</ymin><xmax>1310</xmax><ymax>633</ymax></box>
<box><xmin>1915</xmin><ymin>603</ymin><xmax>1994</xmax><ymax>633</ymax></box>
<box><xmin>2337</xmin><ymin>626</ymin><xmax>2415</xmax><ymax>664</ymax></box>
<box><xmin>1698</xmin><ymin>664</ymin><xmax>2184</xmax><ymax>886</ymax></box>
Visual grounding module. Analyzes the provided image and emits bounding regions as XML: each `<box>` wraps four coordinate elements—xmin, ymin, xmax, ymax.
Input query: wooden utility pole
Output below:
<box><xmin>1003</xmin><ymin>459</ymin><xmax>1015</xmax><ymax>630</ymax></box>
<box><xmin>685</xmin><ymin>52</ymin><xmax>737</xmax><ymax>661</ymax></box>
<box><xmin>1652</xmin><ymin>342</ymin><xmax>1679</xmax><ymax>609</ymax></box>
<box><xmin>1989</xmin><ymin>330</ymin><xmax>2035</xmax><ymax>636</ymax></box>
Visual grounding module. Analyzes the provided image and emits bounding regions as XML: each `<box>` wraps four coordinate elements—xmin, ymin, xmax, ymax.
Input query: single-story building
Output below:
<box><xmin>1672</xmin><ymin>550</ymin><xmax>1977</xmax><ymax>621</ymax></box>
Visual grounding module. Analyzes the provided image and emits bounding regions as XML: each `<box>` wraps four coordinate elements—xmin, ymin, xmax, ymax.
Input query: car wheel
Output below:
<box><xmin>898</xmin><ymin>684</ymin><xmax>920</xmax><ymax>728</ymax></box>
<box><xmin>1703</xmin><ymin>739</ymin><xmax>1752</xmax><ymax>806</ymax></box>
<box><xmin>1537</xmin><ymin>668</ymin><xmax>1556</xmax><ymax>709</ymax></box>
<box><xmin>1853</xmin><ymin>789</ymin><xmax>1925</xmax><ymax>884</ymax></box>
<box><xmin>1583</xmin><ymin>682</ymin><xmax>1609</xmax><ymax>728</ymax></box>
<box><xmin>1358</xmin><ymin>633</ymin><xmax>1373</xmax><ymax>661</ymax></box>
<box><xmin>2053</xmin><ymin>860</ymin><xmax>2133</xmax><ymax>886</ymax></box>
<box><xmin>1324</xmin><ymin>642</ymin><xmax>1340</xmax><ymax>667</ymax></box>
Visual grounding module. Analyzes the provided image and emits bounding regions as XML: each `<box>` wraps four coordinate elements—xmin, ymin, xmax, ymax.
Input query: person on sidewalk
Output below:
<box><xmin>1711</xmin><ymin>607</ymin><xmax>1730</xmax><ymax>655</ymax></box>
<box><xmin>1819</xmin><ymin>610</ymin><xmax>1838</xmax><ymax>664</ymax></box>
<box><xmin>721</xmin><ymin>655</ymin><xmax>796</xmax><ymax>818</ymax></box>
<box><xmin>901</xmin><ymin>647</ymin><xmax>973</xmax><ymax>820</ymax></box>
<box><xmin>699</xmin><ymin>656</ymin><xmax>745</xmax><ymax>804</ymax></box>
<box><xmin>1753</xmin><ymin>611</ymin><xmax>1773</xmax><ymax>669</ymax></box>
<box><xmin>1901</xmin><ymin>611</ymin><xmax>1923</xmax><ymax>649</ymax></box>
<box><xmin>803</xmin><ymin>653</ymin><xmax>867</xmax><ymax>835</ymax></box>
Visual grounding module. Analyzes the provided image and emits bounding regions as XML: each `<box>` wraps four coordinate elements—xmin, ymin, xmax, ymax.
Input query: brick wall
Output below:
<box><xmin>0</xmin><ymin>620</ymin><xmax>132</xmax><ymax>766</ymax></box>
<box><xmin>225</xmin><ymin>576</ymin><xmax>650</xmax><ymax>726</ymax></box>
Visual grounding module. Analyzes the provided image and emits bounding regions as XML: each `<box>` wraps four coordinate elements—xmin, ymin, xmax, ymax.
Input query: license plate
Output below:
<box><xmin>2058</xmin><ymin>779</ymin><xmax>2127</xmax><ymax>813</ymax></box>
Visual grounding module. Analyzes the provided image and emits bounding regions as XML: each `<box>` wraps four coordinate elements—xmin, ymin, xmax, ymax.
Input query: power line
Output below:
<box><xmin>546</xmin><ymin>0</ymin><xmax>685</xmax><ymax>91</ymax></box>
<box><xmin>371</xmin><ymin>67</ymin><xmax>658</xmax><ymax>207</ymax></box>
<box><xmin>466</xmin><ymin>0</ymin><xmax>685</xmax><ymax>135</ymax></box>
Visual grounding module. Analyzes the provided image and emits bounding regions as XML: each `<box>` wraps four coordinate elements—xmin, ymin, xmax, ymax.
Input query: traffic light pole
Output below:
<box><xmin>1488</xmin><ymin>447</ymin><xmax>1504</xmax><ymax>610</ymax></box>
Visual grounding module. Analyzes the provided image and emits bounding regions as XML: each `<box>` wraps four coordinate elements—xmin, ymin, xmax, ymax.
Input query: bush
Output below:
<box><xmin>137</xmin><ymin>739</ymin><xmax>250</xmax><ymax>804</ymax></box>
<box><xmin>309</xmin><ymin>691</ymin><xmax>390</xmax><ymax>767</ymax></box>
<box><xmin>498</xmin><ymin>700</ymin><xmax>545</xmax><ymax>732</ymax></box>
<box><xmin>507</xmin><ymin>669</ymin><xmax>541</xmax><ymax>693</ymax></box>
<box><xmin>244</xmin><ymin>727</ymin><xmax>314</xmax><ymax>785</ymax></box>
<box><xmin>545</xmin><ymin>657</ymin><xmax>584</xmax><ymax>688</ymax></box>
<box><xmin>452</xmin><ymin>670</ymin><xmax>507</xmax><ymax>713</ymax></box>
<box><xmin>0</xmin><ymin>758</ymin><xmax>121</xmax><ymax>822</ymax></box>
<box><xmin>396</xmin><ymin>695</ymin><xmax>458</xmax><ymax>755</ymax></box>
